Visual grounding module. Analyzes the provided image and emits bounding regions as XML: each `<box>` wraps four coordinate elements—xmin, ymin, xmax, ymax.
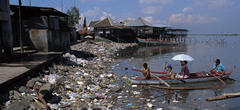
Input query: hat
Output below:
<box><xmin>167</xmin><ymin>64</ymin><xmax>172</xmax><ymax>68</ymax></box>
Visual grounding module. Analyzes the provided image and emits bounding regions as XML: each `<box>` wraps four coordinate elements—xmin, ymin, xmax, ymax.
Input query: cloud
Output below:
<box><xmin>83</xmin><ymin>7</ymin><xmax>114</xmax><ymax>21</ymax></box>
<box><xmin>169</xmin><ymin>13</ymin><xmax>217</xmax><ymax>24</ymax></box>
<box><xmin>139</xmin><ymin>0</ymin><xmax>172</xmax><ymax>5</ymax></box>
<box><xmin>142</xmin><ymin>6</ymin><xmax>161</xmax><ymax>14</ymax></box>
<box><xmin>83</xmin><ymin>7</ymin><xmax>100</xmax><ymax>17</ymax></box>
<box><xmin>143</xmin><ymin>16</ymin><xmax>153</xmax><ymax>23</ymax></box>
<box><xmin>78</xmin><ymin>0</ymin><xmax>109</xmax><ymax>3</ymax></box>
<box><xmin>139</xmin><ymin>0</ymin><xmax>172</xmax><ymax>15</ymax></box>
<box><xmin>182</xmin><ymin>7</ymin><xmax>193</xmax><ymax>13</ymax></box>
<box><xmin>100</xmin><ymin>11</ymin><xmax>115</xmax><ymax>20</ymax></box>
<box><xmin>194</xmin><ymin>0</ymin><xmax>234</xmax><ymax>9</ymax></box>
<box><xmin>208</xmin><ymin>0</ymin><xmax>234</xmax><ymax>9</ymax></box>
<box><xmin>127</xmin><ymin>17</ymin><xmax>135</xmax><ymax>20</ymax></box>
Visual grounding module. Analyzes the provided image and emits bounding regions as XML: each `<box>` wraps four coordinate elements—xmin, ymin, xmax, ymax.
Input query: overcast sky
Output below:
<box><xmin>10</xmin><ymin>0</ymin><xmax>240</xmax><ymax>34</ymax></box>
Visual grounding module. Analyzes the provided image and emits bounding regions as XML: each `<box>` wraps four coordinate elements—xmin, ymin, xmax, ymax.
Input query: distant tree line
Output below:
<box><xmin>66</xmin><ymin>6</ymin><xmax>87</xmax><ymax>28</ymax></box>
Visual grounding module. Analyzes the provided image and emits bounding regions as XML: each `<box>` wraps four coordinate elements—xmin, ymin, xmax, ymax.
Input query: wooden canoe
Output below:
<box><xmin>129</xmin><ymin>65</ymin><xmax>235</xmax><ymax>85</ymax></box>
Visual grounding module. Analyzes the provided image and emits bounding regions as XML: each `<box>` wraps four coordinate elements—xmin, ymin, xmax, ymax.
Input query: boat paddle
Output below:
<box><xmin>210</xmin><ymin>73</ymin><xmax>226</xmax><ymax>85</ymax></box>
<box><xmin>151</xmin><ymin>73</ymin><xmax>171</xmax><ymax>87</ymax></box>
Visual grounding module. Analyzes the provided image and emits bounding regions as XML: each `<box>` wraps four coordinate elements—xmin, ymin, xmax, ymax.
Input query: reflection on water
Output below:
<box><xmin>114</xmin><ymin>36</ymin><xmax>240</xmax><ymax>109</ymax></box>
<box><xmin>117</xmin><ymin>44</ymin><xmax>187</xmax><ymax>58</ymax></box>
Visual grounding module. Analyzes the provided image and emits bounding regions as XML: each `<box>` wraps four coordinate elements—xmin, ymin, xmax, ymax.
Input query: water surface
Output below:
<box><xmin>114</xmin><ymin>36</ymin><xmax>240</xmax><ymax>109</ymax></box>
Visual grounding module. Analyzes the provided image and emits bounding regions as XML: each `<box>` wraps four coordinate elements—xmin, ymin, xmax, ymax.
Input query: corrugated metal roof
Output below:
<box><xmin>125</xmin><ymin>17</ymin><xmax>170</xmax><ymax>28</ymax></box>
<box><xmin>89</xmin><ymin>20</ymin><xmax>99</xmax><ymax>27</ymax></box>
<box><xmin>10</xmin><ymin>5</ymin><xmax>68</xmax><ymax>17</ymax></box>
<box><xmin>90</xmin><ymin>17</ymin><xmax>121</xmax><ymax>28</ymax></box>
<box><xmin>125</xmin><ymin>17</ymin><xmax>152</xmax><ymax>27</ymax></box>
<box><xmin>152</xmin><ymin>24</ymin><xmax>171</xmax><ymax>28</ymax></box>
<box><xmin>108</xmin><ymin>17</ymin><xmax>121</xmax><ymax>26</ymax></box>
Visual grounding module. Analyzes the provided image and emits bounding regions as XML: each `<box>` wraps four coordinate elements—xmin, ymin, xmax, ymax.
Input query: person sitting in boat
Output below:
<box><xmin>211</xmin><ymin>59</ymin><xmax>225</xmax><ymax>75</ymax></box>
<box><xmin>165</xmin><ymin>64</ymin><xmax>175</xmax><ymax>79</ymax></box>
<box><xmin>163</xmin><ymin>62</ymin><xmax>169</xmax><ymax>72</ymax></box>
<box><xmin>176</xmin><ymin>61</ymin><xmax>190</xmax><ymax>78</ymax></box>
<box><xmin>143</xmin><ymin>63</ymin><xmax>151</xmax><ymax>80</ymax></box>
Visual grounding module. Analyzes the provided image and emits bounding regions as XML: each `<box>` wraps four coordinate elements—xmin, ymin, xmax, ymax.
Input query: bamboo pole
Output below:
<box><xmin>151</xmin><ymin>73</ymin><xmax>171</xmax><ymax>87</ymax></box>
<box><xmin>211</xmin><ymin>74</ymin><xmax>226</xmax><ymax>85</ymax></box>
<box><xmin>206</xmin><ymin>92</ymin><xmax>240</xmax><ymax>101</ymax></box>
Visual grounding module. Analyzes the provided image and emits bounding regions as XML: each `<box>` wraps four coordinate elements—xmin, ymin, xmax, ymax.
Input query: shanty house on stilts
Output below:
<box><xmin>89</xmin><ymin>17</ymin><xmax>137</xmax><ymax>43</ymax></box>
<box><xmin>123</xmin><ymin>17</ymin><xmax>188</xmax><ymax>42</ymax></box>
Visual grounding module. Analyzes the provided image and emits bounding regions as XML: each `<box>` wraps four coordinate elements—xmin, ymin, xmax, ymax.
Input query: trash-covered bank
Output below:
<box><xmin>1</xmin><ymin>41</ymin><xmax>138</xmax><ymax>110</ymax></box>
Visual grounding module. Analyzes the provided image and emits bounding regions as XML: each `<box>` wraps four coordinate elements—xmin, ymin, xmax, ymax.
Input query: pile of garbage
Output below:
<box><xmin>2</xmin><ymin>41</ymin><xmax>137</xmax><ymax>110</ymax></box>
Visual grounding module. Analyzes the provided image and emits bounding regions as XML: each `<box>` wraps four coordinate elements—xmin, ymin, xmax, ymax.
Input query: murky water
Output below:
<box><xmin>113</xmin><ymin>36</ymin><xmax>240</xmax><ymax>109</ymax></box>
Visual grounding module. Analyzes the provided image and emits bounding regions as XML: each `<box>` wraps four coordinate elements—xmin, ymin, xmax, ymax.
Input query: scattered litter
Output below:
<box><xmin>117</xmin><ymin>96</ymin><xmax>123</xmax><ymax>99</ymax></box>
<box><xmin>173</xmin><ymin>99</ymin><xmax>179</xmax><ymax>103</ymax></box>
<box><xmin>162</xmin><ymin>100</ymin><xmax>166</xmax><ymax>104</ymax></box>
<box><xmin>3</xmin><ymin>41</ymin><xmax>139</xmax><ymax>109</ymax></box>
<box><xmin>133</xmin><ymin>91</ymin><xmax>140</xmax><ymax>95</ymax></box>
<box><xmin>127</xmin><ymin>103</ymin><xmax>133</xmax><ymax>106</ymax></box>
<box><xmin>132</xmin><ymin>85</ymin><xmax>137</xmax><ymax>88</ymax></box>
<box><xmin>147</xmin><ymin>103</ymin><xmax>154</xmax><ymax>108</ymax></box>
<box><xmin>48</xmin><ymin>74</ymin><xmax>58</xmax><ymax>84</ymax></box>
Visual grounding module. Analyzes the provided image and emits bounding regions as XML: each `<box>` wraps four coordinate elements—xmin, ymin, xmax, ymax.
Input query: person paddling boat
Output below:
<box><xmin>210</xmin><ymin>59</ymin><xmax>225</xmax><ymax>76</ymax></box>
<box><xmin>143</xmin><ymin>63</ymin><xmax>151</xmax><ymax>80</ymax></box>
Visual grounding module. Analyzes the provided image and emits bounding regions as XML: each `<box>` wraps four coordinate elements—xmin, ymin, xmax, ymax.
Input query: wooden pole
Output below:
<box><xmin>61</xmin><ymin>0</ymin><xmax>63</xmax><ymax>12</ymax></box>
<box><xmin>211</xmin><ymin>74</ymin><xmax>226</xmax><ymax>85</ymax></box>
<box><xmin>151</xmin><ymin>73</ymin><xmax>171</xmax><ymax>87</ymax></box>
<box><xmin>29</xmin><ymin>0</ymin><xmax>31</xmax><ymax>6</ymax></box>
<box><xmin>206</xmin><ymin>92</ymin><xmax>240</xmax><ymax>101</ymax></box>
<box><xmin>74</xmin><ymin>0</ymin><xmax>76</xmax><ymax>7</ymax></box>
<box><xmin>18</xmin><ymin>0</ymin><xmax>23</xmax><ymax>54</ymax></box>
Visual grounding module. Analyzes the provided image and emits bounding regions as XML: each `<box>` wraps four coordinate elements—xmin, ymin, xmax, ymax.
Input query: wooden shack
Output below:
<box><xmin>123</xmin><ymin>17</ymin><xmax>169</xmax><ymax>39</ymax></box>
<box><xmin>10</xmin><ymin>5</ymin><xmax>72</xmax><ymax>52</ymax></box>
<box><xmin>0</xmin><ymin>0</ymin><xmax>13</xmax><ymax>55</ymax></box>
<box><xmin>124</xmin><ymin>17</ymin><xmax>188</xmax><ymax>42</ymax></box>
<box><xmin>89</xmin><ymin>17</ymin><xmax>137</xmax><ymax>43</ymax></box>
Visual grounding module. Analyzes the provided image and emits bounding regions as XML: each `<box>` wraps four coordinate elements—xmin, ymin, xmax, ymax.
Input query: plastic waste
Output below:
<box><xmin>133</xmin><ymin>91</ymin><xmax>140</xmax><ymax>95</ymax></box>
<box><xmin>105</xmin><ymin>73</ymin><xmax>113</xmax><ymax>78</ymax></box>
<box><xmin>77</xmin><ymin>58</ymin><xmax>88</xmax><ymax>66</ymax></box>
<box><xmin>173</xmin><ymin>99</ymin><xmax>179</xmax><ymax>103</ymax></box>
<box><xmin>63</xmin><ymin>53</ymin><xmax>71</xmax><ymax>58</ymax></box>
<box><xmin>117</xmin><ymin>96</ymin><xmax>123</xmax><ymax>99</ymax></box>
<box><xmin>95</xmin><ymin>93</ymin><xmax>106</xmax><ymax>99</ymax></box>
<box><xmin>75</xmin><ymin>71</ymin><xmax>83</xmax><ymax>75</ymax></box>
<box><xmin>99</xmin><ymin>49</ymin><xmax>105</xmax><ymax>53</ymax></box>
<box><xmin>132</xmin><ymin>85</ymin><xmax>137</xmax><ymax>88</ymax></box>
<box><xmin>48</xmin><ymin>74</ymin><xmax>58</xmax><ymax>84</ymax></box>
<box><xmin>70</xmin><ymin>55</ymin><xmax>77</xmax><ymax>62</ymax></box>
<box><xmin>147</xmin><ymin>103</ymin><xmax>154</xmax><ymax>108</ymax></box>
<box><xmin>127</xmin><ymin>103</ymin><xmax>133</xmax><ymax>106</ymax></box>
<box><xmin>48</xmin><ymin>104</ymin><xmax>59</xmax><ymax>109</ymax></box>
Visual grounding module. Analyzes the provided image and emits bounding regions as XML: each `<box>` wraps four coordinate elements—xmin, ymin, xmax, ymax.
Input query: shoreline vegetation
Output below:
<box><xmin>188</xmin><ymin>34</ymin><xmax>240</xmax><ymax>36</ymax></box>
